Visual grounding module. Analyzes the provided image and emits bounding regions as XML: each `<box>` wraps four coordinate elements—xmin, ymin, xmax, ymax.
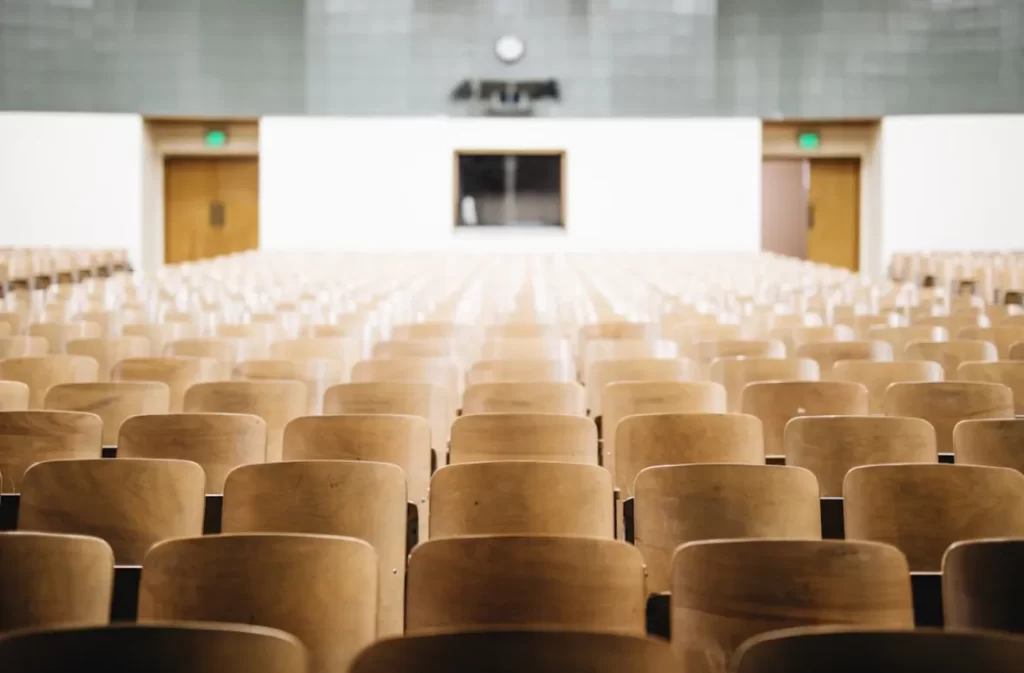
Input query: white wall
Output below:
<box><xmin>260</xmin><ymin>117</ymin><xmax>763</xmax><ymax>252</ymax></box>
<box><xmin>881</xmin><ymin>115</ymin><xmax>1024</xmax><ymax>263</ymax></box>
<box><xmin>0</xmin><ymin>112</ymin><xmax>144</xmax><ymax>265</ymax></box>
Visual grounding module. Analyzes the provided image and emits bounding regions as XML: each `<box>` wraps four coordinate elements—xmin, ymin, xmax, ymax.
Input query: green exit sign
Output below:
<box><xmin>797</xmin><ymin>131</ymin><xmax>821</xmax><ymax>150</ymax></box>
<box><xmin>204</xmin><ymin>129</ymin><xmax>228</xmax><ymax>147</ymax></box>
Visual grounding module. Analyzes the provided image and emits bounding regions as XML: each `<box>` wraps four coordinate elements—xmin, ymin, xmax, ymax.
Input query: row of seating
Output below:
<box><xmin>1</xmin><ymin>250</ymin><xmax>1024</xmax><ymax>672</ymax></box>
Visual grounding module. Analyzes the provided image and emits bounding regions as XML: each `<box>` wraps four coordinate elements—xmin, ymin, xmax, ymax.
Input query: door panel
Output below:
<box><xmin>808</xmin><ymin>158</ymin><xmax>860</xmax><ymax>271</ymax></box>
<box><xmin>165</xmin><ymin>158</ymin><xmax>259</xmax><ymax>264</ymax></box>
<box><xmin>761</xmin><ymin>159</ymin><xmax>809</xmax><ymax>259</ymax></box>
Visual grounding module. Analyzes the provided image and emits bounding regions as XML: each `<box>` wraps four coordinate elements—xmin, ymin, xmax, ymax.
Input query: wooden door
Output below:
<box><xmin>164</xmin><ymin>158</ymin><xmax>259</xmax><ymax>264</ymax></box>
<box><xmin>761</xmin><ymin>159</ymin><xmax>809</xmax><ymax>259</ymax></box>
<box><xmin>808</xmin><ymin>158</ymin><xmax>860</xmax><ymax>271</ymax></box>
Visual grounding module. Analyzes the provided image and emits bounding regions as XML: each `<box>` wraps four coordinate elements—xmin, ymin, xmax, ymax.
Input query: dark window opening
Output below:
<box><xmin>455</xmin><ymin>152</ymin><xmax>564</xmax><ymax>228</ymax></box>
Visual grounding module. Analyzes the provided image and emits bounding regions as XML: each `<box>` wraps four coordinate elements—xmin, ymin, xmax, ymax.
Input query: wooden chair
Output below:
<box><xmin>0</xmin><ymin>381</ymin><xmax>29</xmax><ymax>411</ymax></box>
<box><xmin>118</xmin><ymin>414</ymin><xmax>267</xmax><ymax>493</ymax></box>
<box><xmin>0</xmin><ymin>532</ymin><xmax>113</xmax><ymax>632</ymax></box>
<box><xmin>587</xmin><ymin>358</ymin><xmax>699</xmax><ymax>417</ymax></box>
<box><xmin>65</xmin><ymin>337</ymin><xmax>150</xmax><ymax>381</ymax></box>
<box><xmin>0</xmin><ymin>411</ymin><xmax>101</xmax><ymax>493</ymax></box>
<box><xmin>466</xmin><ymin>359</ymin><xmax>574</xmax><ymax>385</ymax></box>
<box><xmin>223</xmin><ymin>460</ymin><xmax>407</xmax><ymax>636</ymax></box>
<box><xmin>690</xmin><ymin>339</ymin><xmax>786</xmax><ymax>377</ymax></box>
<box><xmin>0</xmin><ymin>623</ymin><xmax>308</xmax><ymax>673</ymax></box>
<box><xmin>349</xmin><ymin>630</ymin><xmax>676</xmax><ymax>673</ymax></box>
<box><xmin>786</xmin><ymin>416</ymin><xmax>937</xmax><ymax>497</ymax></box>
<box><xmin>485</xmin><ymin>323</ymin><xmax>564</xmax><ymax>340</ymax></box>
<box><xmin>635</xmin><ymin>464</ymin><xmax>820</xmax><ymax>593</ymax></box>
<box><xmin>602</xmin><ymin>382</ymin><xmax>727</xmax><ymax>484</ymax></box>
<box><xmin>954</xmin><ymin>418</ymin><xmax>1024</xmax><ymax>473</ymax></box>
<box><xmin>407</xmin><ymin>535</ymin><xmax>646</xmax><ymax>634</ymax></box>
<box><xmin>449</xmin><ymin>413</ymin><xmax>597</xmax><ymax>464</ymax></box>
<box><xmin>0</xmin><ymin>336</ymin><xmax>49</xmax><ymax>359</ymax></box>
<box><xmin>741</xmin><ymin>381</ymin><xmax>869</xmax><ymax>458</ymax></box>
<box><xmin>163</xmin><ymin>338</ymin><xmax>239</xmax><ymax>378</ymax></box>
<box><xmin>616</xmin><ymin>413</ymin><xmax>764</xmax><ymax>501</ymax></box>
<box><xmin>905</xmin><ymin>339</ymin><xmax>998</xmax><ymax>378</ymax></box>
<box><xmin>709</xmin><ymin>357</ymin><xmax>820</xmax><ymax>412</ymax></box>
<box><xmin>122</xmin><ymin>322</ymin><xmax>198</xmax><ymax>355</ymax></box>
<box><xmin>462</xmin><ymin>382</ymin><xmax>585</xmax><ymax>416</ymax></box>
<box><xmin>139</xmin><ymin>534</ymin><xmax>377</xmax><ymax>673</ymax></box>
<box><xmin>183</xmin><ymin>382</ymin><xmax>306</xmax><ymax>463</ymax></box>
<box><xmin>958</xmin><ymin>361</ymin><xmax>1024</xmax><ymax>414</ymax></box>
<box><xmin>884</xmin><ymin>382</ymin><xmax>1014</xmax><ymax>454</ymax></box>
<box><xmin>844</xmin><ymin>464</ymin><xmax>1024</xmax><ymax>571</ymax></box>
<box><xmin>430</xmin><ymin>461</ymin><xmax>612</xmax><ymax>539</ymax></box>
<box><xmin>44</xmin><ymin>382</ymin><xmax>170</xmax><ymax>446</ymax></box>
<box><xmin>796</xmin><ymin>341</ymin><xmax>893</xmax><ymax>377</ymax></box>
<box><xmin>671</xmin><ymin>539</ymin><xmax>914</xmax><ymax>673</ymax></box>
<box><xmin>270</xmin><ymin>337</ymin><xmax>357</xmax><ymax>377</ymax></box>
<box><xmin>943</xmin><ymin>538</ymin><xmax>1024</xmax><ymax>632</ymax></box>
<box><xmin>28</xmin><ymin>322</ymin><xmax>102</xmax><ymax>354</ymax></box>
<box><xmin>71</xmin><ymin>311</ymin><xmax>120</xmax><ymax>338</ymax></box>
<box><xmin>481</xmin><ymin>338</ymin><xmax>572</xmax><ymax>361</ymax></box>
<box><xmin>0</xmin><ymin>312</ymin><xmax>23</xmax><ymax>336</ymax></box>
<box><xmin>373</xmin><ymin>339</ymin><xmax>458</xmax><ymax>361</ymax></box>
<box><xmin>769</xmin><ymin>325</ymin><xmax>855</xmax><ymax>351</ymax></box>
<box><xmin>232</xmin><ymin>359</ymin><xmax>343</xmax><ymax>414</ymax></box>
<box><xmin>323</xmin><ymin>382</ymin><xmax>449</xmax><ymax>453</ymax></box>
<box><xmin>831</xmin><ymin>360</ymin><xmax>943</xmax><ymax>414</ymax></box>
<box><xmin>111</xmin><ymin>357</ymin><xmax>220</xmax><ymax>413</ymax></box>
<box><xmin>582</xmin><ymin>339</ymin><xmax>678</xmax><ymax>382</ymax></box>
<box><xmin>18</xmin><ymin>459</ymin><xmax>205</xmax><ymax>564</ymax></box>
<box><xmin>961</xmin><ymin>327</ymin><xmax>1024</xmax><ymax>358</ymax></box>
<box><xmin>0</xmin><ymin>356</ymin><xmax>99</xmax><ymax>409</ymax></box>
<box><xmin>868</xmin><ymin>326</ymin><xmax>948</xmax><ymax>358</ymax></box>
<box><xmin>734</xmin><ymin>627</ymin><xmax>1024</xmax><ymax>673</ymax></box>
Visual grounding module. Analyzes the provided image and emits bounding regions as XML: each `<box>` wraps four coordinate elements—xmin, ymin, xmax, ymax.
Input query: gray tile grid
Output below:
<box><xmin>0</xmin><ymin>0</ymin><xmax>1021</xmax><ymax>116</ymax></box>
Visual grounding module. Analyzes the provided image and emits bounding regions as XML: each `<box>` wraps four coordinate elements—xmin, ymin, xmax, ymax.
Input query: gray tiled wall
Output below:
<box><xmin>1</xmin><ymin>0</ymin><xmax>1021</xmax><ymax>116</ymax></box>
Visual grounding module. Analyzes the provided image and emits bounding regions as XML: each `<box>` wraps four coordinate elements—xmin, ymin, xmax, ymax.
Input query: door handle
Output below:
<box><xmin>209</xmin><ymin>201</ymin><xmax>225</xmax><ymax>228</ymax></box>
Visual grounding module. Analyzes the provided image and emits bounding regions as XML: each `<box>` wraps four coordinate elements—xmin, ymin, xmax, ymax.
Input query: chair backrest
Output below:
<box><xmin>953</xmin><ymin>418</ymin><xmax>1024</xmax><ymax>473</ymax></box>
<box><xmin>690</xmin><ymin>339</ymin><xmax>786</xmax><ymax>376</ymax></box>
<box><xmin>796</xmin><ymin>340</ymin><xmax>893</xmax><ymax>375</ymax></box>
<box><xmin>957</xmin><ymin>361</ymin><xmax>1024</xmax><ymax>414</ymax></box>
<box><xmin>943</xmin><ymin>538</ymin><xmax>1024</xmax><ymax>633</ymax></box>
<box><xmin>583</xmin><ymin>339</ymin><xmax>678</xmax><ymax>381</ymax></box>
<box><xmin>615</xmin><ymin>412</ymin><xmax>764</xmax><ymax>496</ymax></box>
<box><xmin>961</xmin><ymin>327</ymin><xmax>1024</xmax><ymax>358</ymax></box>
<box><xmin>786</xmin><ymin>416</ymin><xmax>937</xmax><ymax>496</ymax></box>
<box><xmin>269</xmin><ymin>337</ymin><xmax>357</xmax><ymax>375</ymax></box>
<box><xmin>406</xmin><ymin>535</ymin><xmax>646</xmax><ymax>635</ymax></box>
<box><xmin>671</xmin><ymin>539</ymin><xmax>914</xmax><ymax>673</ymax></box>
<box><xmin>844</xmin><ymin>463</ymin><xmax>1024</xmax><ymax>571</ymax></box>
<box><xmin>740</xmin><ymin>381</ymin><xmax>869</xmax><ymax>458</ymax></box>
<box><xmin>0</xmin><ymin>532</ymin><xmax>113</xmax><ymax>632</ymax></box>
<box><xmin>118</xmin><ymin>414</ymin><xmax>267</xmax><ymax>493</ymax></box>
<box><xmin>351</xmin><ymin>358</ymin><xmax>458</xmax><ymax>417</ymax></box>
<box><xmin>111</xmin><ymin>357</ymin><xmax>220</xmax><ymax>412</ymax></box>
<box><xmin>163</xmin><ymin>338</ymin><xmax>240</xmax><ymax>377</ymax></box>
<box><xmin>0</xmin><ymin>381</ymin><xmax>29</xmax><ymax>411</ymax></box>
<box><xmin>65</xmin><ymin>337</ymin><xmax>151</xmax><ymax>381</ymax></box>
<box><xmin>139</xmin><ymin>534</ymin><xmax>377</xmax><ymax>673</ymax></box>
<box><xmin>602</xmin><ymin>382</ymin><xmax>727</xmax><ymax>483</ymax></box>
<box><xmin>44</xmin><ymin>382</ymin><xmax>170</xmax><ymax>446</ymax></box>
<box><xmin>586</xmin><ymin>358</ymin><xmax>698</xmax><ymax>416</ymax></box>
<box><xmin>19</xmin><ymin>458</ymin><xmax>205</xmax><ymax>564</ymax></box>
<box><xmin>448</xmin><ymin>413</ymin><xmax>597</xmax><ymax>464</ymax></box>
<box><xmin>0</xmin><ymin>336</ymin><xmax>49</xmax><ymax>359</ymax></box>
<box><xmin>462</xmin><ymin>382</ymin><xmax>585</xmax><ymax>416</ymax></box>
<box><xmin>222</xmin><ymin>460</ymin><xmax>406</xmax><ymax>636</ymax></box>
<box><xmin>372</xmin><ymin>339</ymin><xmax>457</xmax><ymax>360</ymax></box>
<box><xmin>349</xmin><ymin>630</ymin><xmax>676</xmax><ymax>673</ymax></box>
<box><xmin>905</xmin><ymin>339</ymin><xmax>998</xmax><ymax>378</ymax></box>
<box><xmin>0</xmin><ymin>411</ymin><xmax>102</xmax><ymax>493</ymax></box>
<box><xmin>466</xmin><ymin>359</ymin><xmax>574</xmax><ymax>385</ymax></box>
<box><xmin>322</xmin><ymin>382</ymin><xmax>449</xmax><ymax>450</ymax></box>
<box><xmin>635</xmin><ymin>464</ymin><xmax>820</xmax><ymax>593</ymax></box>
<box><xmin>0</xmin><ymin>356</ymin><xmax>99</xmax><ymax>409</ymax></box>
<box><xmin>122</xmin><ymin>322</ymin><xmax>198</xmax><ymax>354</ymax></box>
<box><xmin>868</xmin><ymin>326</ymin><xmax>948</xmax><ymax>357</ymax></box>
<box><xmin>233</xmin><ymin>358</ymin><xmax>344</xmax><ymax>414</ymax></box>
<box><xmin>709</xmin><ymin>357</ymin><xmax>820</xmax><ymax>412</ymax></box>
<box><xmin>480</xmin><ymin>338</ymin><xmax>572</xmax><ymax>361</ymax></box>
<box><xmin>183</xmin><ymin>381</ymin><xmax>306</xmax><ymax>463</ymax></box>
<box><xmin>831</xmin><ymin>360</ymin><xmax>944</xmax><ymax>414</ymax></box>
<box><xmin>734</xmin><ymin>627</ymin><xmax>1024</xmax><ymax>673</ymax></box>
<box><xmin>28</xmin><ymin>322</ymin><xmax>101</xmax><ymax>353</ymax></box>
<box><xmin>0</xmin><ymin>623</ymin><xmax>309</xmax><ymax>673</ymax></box>
<box><xmin>884</xmin><ymin>382</ymin><xmax>1014</xmax><ymax>454</ymax></box>
<box><xmin>430</xmin><ymin>461</ymin><xmax>612</xmax><ymax>539</ymax></box>
<box><xmin>769</xmin><ymin>325</ymin><xmax>854</xmax><ymax>351</ymax></box>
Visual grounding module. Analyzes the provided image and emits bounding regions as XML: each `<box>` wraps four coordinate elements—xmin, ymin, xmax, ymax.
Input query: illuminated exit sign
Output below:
<box><xmin>204</xmin><ymin>128</ymin><xmax>228</xmax><ymax>147</ymax></box>
<box><xmin>797</xmin><ymin>131</ymin><xmax>821</xmax><ymax>150</ymax></box>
